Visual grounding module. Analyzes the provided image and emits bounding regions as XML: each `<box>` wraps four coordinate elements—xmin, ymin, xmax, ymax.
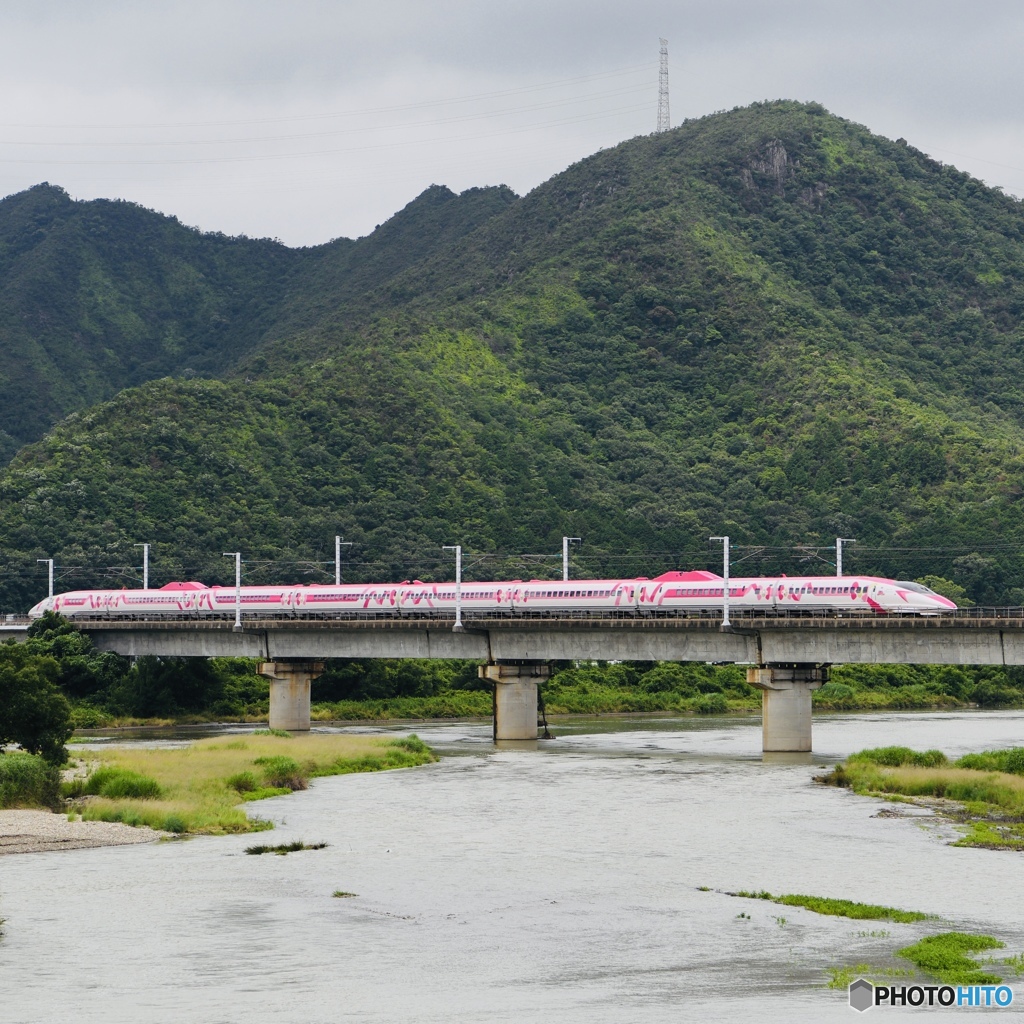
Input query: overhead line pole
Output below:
<box><xmin>223</xmin><ymin>552</ymin><xmax>242</xmax><ymax>630</ymax></box>
<box><xmin>710</xmin><ymin>536</ymin><xmax>730</xmax><ymax>627</ymax></box>
<box><xmin>837</xmin><ymin>538</ymin><xmax>856</xmax><ymax>578</ymax></box>
<box><xmin>37</xmin><ymin>559</ymin><xmax>54</xmax><ymax>599</ymax></box>
<box><xmin>562</xmin><ymin>536</ymin><xmax>581</xmax><ymax>581</ymax></box>
<box><xmin>335</xmin><ymin>536</ymin><xmax>353</xmax><ymax>586</ymax></box>
<box><xmin>442</xmin><ymin>545</ymin><xmax>463</xmax><ymax>632</ymax></box>
<box><xmin>135</xmin><ymin>543</ymin><xmax>150</xmax><ymax>589</ymax></box>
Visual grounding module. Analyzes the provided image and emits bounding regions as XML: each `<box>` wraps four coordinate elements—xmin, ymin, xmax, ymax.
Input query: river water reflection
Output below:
<box><xmin>3</xmin><ymin>710</ymin><xmax>1023</xmax><ymax>1023</ymax></box>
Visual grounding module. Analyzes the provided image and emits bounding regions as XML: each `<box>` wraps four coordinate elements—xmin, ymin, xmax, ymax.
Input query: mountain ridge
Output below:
<box><xmin>2</xmin><ymin>101</ymin><xmax>1024</xmax><ymax>609</ymax></box>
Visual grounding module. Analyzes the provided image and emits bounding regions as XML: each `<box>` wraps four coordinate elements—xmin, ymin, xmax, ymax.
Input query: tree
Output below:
<box><xmin>0</xmin><ymin>643</ymin><xmax>73</xmax><ymax>764</ymax></box>
<box><xmin>916</xmin><ymin>575</ymin><xmax>973</xmax><ymax>608</ymax></box>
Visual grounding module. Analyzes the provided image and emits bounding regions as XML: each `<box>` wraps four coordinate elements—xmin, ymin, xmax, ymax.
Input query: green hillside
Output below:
<box><xmin>0</xmin><ymin>183</ymin><xmax>300</xmax><ymax>457</ymax></box>
<box><xmin>3</xmin><ymin>101</ymin><xmax>1024</xmax><ymax>609</ymax></box>
<box><xmin>0</xmin><ymin>181</ymin><xmax>514</xmax><ymax>461</ymax></box>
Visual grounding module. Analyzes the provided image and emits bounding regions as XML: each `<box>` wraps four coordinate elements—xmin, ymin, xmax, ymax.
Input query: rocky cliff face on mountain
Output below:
<box><xmin>2</xmin><ymin>100</ymin><xmax>1024</xmax><ymax>608</ymax></box>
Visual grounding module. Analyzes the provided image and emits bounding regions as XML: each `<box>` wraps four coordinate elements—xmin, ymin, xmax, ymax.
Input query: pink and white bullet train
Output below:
<box><xmin>28</xmin><ymin>570</ymin><xmax>956</xmax><ymax>620</ymax></box>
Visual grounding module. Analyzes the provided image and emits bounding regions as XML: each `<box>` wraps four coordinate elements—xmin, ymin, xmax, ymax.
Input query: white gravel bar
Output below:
<box><xmin>0</xmin><ymin>810</ymin><xmax>166</xmax><ymax>855</ymax></box>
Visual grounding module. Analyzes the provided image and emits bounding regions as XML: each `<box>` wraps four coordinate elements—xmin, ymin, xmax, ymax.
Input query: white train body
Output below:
<box><xmin>27</xmin><ymin>570</ymin><xmax>956</xmax><ymax>620</ymax></box>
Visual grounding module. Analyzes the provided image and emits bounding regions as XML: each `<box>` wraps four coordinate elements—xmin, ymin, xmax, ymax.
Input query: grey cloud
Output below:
<box><xmin>0</xmin><ymin>1</ymin><xmax>1022</xmax><ymax>243</ymax></box>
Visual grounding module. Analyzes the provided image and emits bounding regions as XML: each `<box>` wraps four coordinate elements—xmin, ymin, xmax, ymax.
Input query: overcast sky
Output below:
<box><xmin>0</xmin><ymin>1</ymin><xmax>1021</xmax><ymax>246</ymax></box>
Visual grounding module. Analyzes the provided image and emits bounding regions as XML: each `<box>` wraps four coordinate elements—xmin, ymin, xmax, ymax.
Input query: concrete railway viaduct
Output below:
<box><xmin>19</xmin><ymin>609</ymin><xmax>1021</xmax><ymax>752</ymax></box>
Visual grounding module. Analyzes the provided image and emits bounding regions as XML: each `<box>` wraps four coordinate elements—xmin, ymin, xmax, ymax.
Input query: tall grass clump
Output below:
<box><xmin>254</xmin><ymin>755</ymin><xmax>307</xmax><ymax>790</ymax></box>
<box><xmin>956</xmin><ymin>748</ymin><xmax>1024</xmax><ymax>775</ymax></box>
<box><xmin>0</xmin><ymin>752</ymin><xmax>61</xmax><ymax>809</ymax></box>
<box><xmin>848</xmin><ymin>747</ymin><xmax>949</xmax><ymax>768</ymax></box>
<box><xmin>82</xmin><ymin>766</ymin><xmax>162</xmax><ymax>799</ymax></box>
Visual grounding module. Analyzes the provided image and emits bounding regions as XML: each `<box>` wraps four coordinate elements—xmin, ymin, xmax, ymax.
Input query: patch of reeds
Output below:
<box><xmin>825</xmin><ymin>760</ymin><xmax>1024</xmax><ymax>817</ymax></box>
<box><xmin>254</xmin><ymin>755</ymin><xmax>307</xmax><ymax>790</ymax></box>
<box><xmin>847</xmin><ymin>746</ymin><xmax>949</xmax><ymax>768</ymax></box>
<box><xmin>956</xmin><ymin>747</ymin><xmax>1024</xmax><ymax>775</ymax></box>
<box><xmin>332</xmin><ymin>890</ymin><xmax>356</xmax><ymax>898</ymax></box>
<box><xmin>730</xmin><ymin>890</ymin><xmax>930</xmax><ymax>923</ymax></box>
<box><xmin>81</xmin><ymin>766</ymin><xmax>162</xmax><ymax>799</ymax></box>
<box><xmin>245</xmin><ymin>841</ymin><xmax>328</xmax><ymax>855</ymax></box>
<box><xmin>0</xmin><ymin>752</ymin><xmax>61</xmax><ymax>809</ymax></box>
<box><xmin>73</xmin><ymin>733</ymin><xmax>436</xmax><ymax>835</ymax></box>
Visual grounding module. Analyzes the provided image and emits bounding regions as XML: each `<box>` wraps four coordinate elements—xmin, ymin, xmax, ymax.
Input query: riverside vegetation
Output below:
<box><xmin>722</xmin><ymin>889</ymin><xmax>1022</xmax><ymax>986</ymax></box>
<box><xmin>821</xmin><ymin>746</ymin><xmax>1024</xmax><ymax>850</ymax></box>
<box><xmin>61</xmin><ymin>733</ymin><xmax>436</xmax><ymax>834</ymax></box>
<box><xmin>6</xmin><ymin>104</ymin><xmax>1024</xmax><ymax>606</ymax></box>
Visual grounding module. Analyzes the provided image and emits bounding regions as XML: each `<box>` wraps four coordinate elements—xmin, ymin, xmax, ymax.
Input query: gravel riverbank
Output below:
<box><xmin>0</xmin><ymin>810</ymin><xmax>166</xmax><ymax>855</ymax></box>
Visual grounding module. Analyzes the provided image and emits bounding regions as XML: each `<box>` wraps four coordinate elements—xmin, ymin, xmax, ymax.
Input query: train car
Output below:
<box><xmin>27</xmin><ymin>570</ymin><xmax>956</xmax><ymax>620</ymax></box>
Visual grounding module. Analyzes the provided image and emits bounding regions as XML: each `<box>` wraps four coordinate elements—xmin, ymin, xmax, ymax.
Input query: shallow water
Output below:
<box><xmin>3</xmin><ymin>710</ymin><xmax>1024</xmax><ymax>1023</ymax></box>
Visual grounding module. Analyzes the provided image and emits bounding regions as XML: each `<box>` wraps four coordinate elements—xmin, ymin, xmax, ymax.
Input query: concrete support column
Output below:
<box><xmin>746</xmin><ymin>664</ymin><xmax>827</xmax><ymax>753</ymax></box>
<box><xmin>258</xmin><ymin>660</ymin><xmax>324</xmax><ymax>732</ymax></box>
<box><xmin>479</xmin><ymin>662</ymin><xmax>550</xmax><ymax>741</ymax></box>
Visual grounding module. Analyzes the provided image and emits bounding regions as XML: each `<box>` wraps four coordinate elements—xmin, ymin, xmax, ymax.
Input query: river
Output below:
<box><xmin>2</xmin><ymin>710</ymin><xmax>1023</xmax><ymax>1022</ymax></box>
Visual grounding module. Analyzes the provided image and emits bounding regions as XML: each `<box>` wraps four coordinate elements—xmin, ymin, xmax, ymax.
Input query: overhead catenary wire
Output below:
<box><xmin>0</xmin><ymin>82</ymin><xmax>655</xmax><ymax>150</ymax></box>
<box><xmin>8</xmin><ymin>541</ymin><xmax>1024</xmax><ymax>584</ymax></box>
<box><xmin>0</xmin><ymin>101</ymin><xmax>652</xmax><ymax>167</ymax></box>
<box><xmin>0</xmin><ymin>62</ymin><xmax>656</xmax><ymax>132</ymax></box>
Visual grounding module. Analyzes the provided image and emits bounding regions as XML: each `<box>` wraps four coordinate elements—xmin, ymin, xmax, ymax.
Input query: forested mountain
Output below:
<box><xmin>0</xmin><ymin>181</ymin><xmax>513</xmax><ymax>459</ymax></box>
<box><xmin>3</xmin><ymin>100</ymin><xmax>1024</xmax><ymax>609</ymax></box>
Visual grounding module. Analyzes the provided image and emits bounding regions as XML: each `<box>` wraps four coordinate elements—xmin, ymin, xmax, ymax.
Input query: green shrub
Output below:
<box><xmin>254</xmin><ymin>755</ymin><xmax>307</xmax><ymax>790</ymax></box>
<box><xmin>389</xmin><ymin>735</ymin><xmax>429</xmax><ymax>755</ymax></box>
<box><xmin>0</xmin><ymin>752</ymin><xmax>61</xmax><ymax>809</ymax></box>
<box><xmin>694</xmin><ymin>693</ymin><xmax>728</xmax><ymax>715</ymax></box>
<box><xmin>69</xmin><ymin>704</ymin><xmax>109</xmax><ymax>729</ymax></box>
<box><xmin>83</xmin><ymin>766</ymin><xmax>162</xmax><ymax>799</ymax></box>
<box><xmin>972</xmin><ymin>682</ymin><xmax>1022</xmax><ymax>707</ymax></box>
<box><xmin>161</xmin><ymin>814</ymin><xmax>187</xmax><ymax>834</ymax></box>
<box><xmin>814</xmin><ymin>682</ymin><xmax>856</xmax><ymax>705</ymax></box>
<box><xmin>637</xmin><ymin>663</ymin><xmax>695</xmax><ymax>694</ymax></box>
<box><xmin>956</xmin><ymin>747</ymin><xmax>1024</xmax><ymax>775</ymax></box>
<box><xmin>848</xmin><ymin>746</ymin><xmax>948</xmax><ymax>768</ymax></box>
<box><xmin>226</xmin><ymin>771</ymin><xmax>260</xmax><ymax>793</ymax></box>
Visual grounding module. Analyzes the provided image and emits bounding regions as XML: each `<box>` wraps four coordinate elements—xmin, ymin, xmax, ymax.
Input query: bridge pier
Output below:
<box><xmin>479</xmin><ymin>661</ymin><xmax>550</xmax><ymax>741</ymax></box>
<box><xmin>746</xmin><ymin>664</ymin><xmax>827</xmax><ymax>753</ymax></box>
<box><xmin>258</xmin><ymin>660</ymin><xmax>324</xmax><ymax>732</ymax></box>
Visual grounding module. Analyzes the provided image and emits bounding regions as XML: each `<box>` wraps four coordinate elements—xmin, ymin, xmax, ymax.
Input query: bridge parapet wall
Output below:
<box><xmin>79</xmin><ymin>617</ymin><xmax>1024</xmax><ymax>666</ymax></box>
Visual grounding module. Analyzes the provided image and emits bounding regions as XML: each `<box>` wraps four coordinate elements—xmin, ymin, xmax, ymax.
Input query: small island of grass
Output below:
<box><xmin>63</xmin><ymin>733</ymin><xmax>436</xmax><ymax>835</ymax></box>
<box><xmin>819</xmin><ymin>745</ymin><xmax>1024</xmax><ymax>850</ymax></box>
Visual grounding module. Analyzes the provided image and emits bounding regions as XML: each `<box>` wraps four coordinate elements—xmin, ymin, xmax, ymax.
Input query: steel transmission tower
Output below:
<box><xmin>656</xmin><ymin>38</ymin><xmax>670</xmax><ymax>132</ymax></box>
